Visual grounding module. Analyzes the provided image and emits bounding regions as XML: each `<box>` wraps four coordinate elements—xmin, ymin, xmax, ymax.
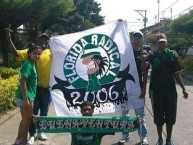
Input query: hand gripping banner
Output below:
<box><xmin>37</xmin><ymin>116</ymin><xmax>139</xmax><ymax>133</ymax></box>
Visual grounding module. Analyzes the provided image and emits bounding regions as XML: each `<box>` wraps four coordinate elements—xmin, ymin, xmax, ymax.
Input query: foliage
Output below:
<box><xmin>170</xmin><ymin>10</ymin><xmax>193</xmax><ymax>35</ymax></box>
<box><xmin>166</xmin><ymin>30</ymin><xmax>193</xmax><ymax>57</ymax></box>
<box><xmin>61</xmin><ymin>0</ymin><xmax>104</xmax><ymax>33</ymax></box>
<box><xmin>165</xmin><ymin>10</ymin><xmax>193</xmax><ymax>57</ymax></box>
<box><xmin>179</xmin><ymin>56</ymin><xmax>193</xmax><ymax>72</ymax></box>
<box><xmin>0</xmin><ymin>0</ymin><xmax>104</xmax><ymax>66</ymax></box>
<box><xmin>7</xmin><ymin>54</ymin><xmax>22</xmax><ymax>68</ymax></box>
<box><xmin>0</xmin><ymin>0</ymin><xmax>74</xmax><ymax>31</ymax></box>
<box><xmin>0</xmin><ymin>66</ymin><xmax>19</xmax><ymax>79</ymax></box>
<box><xmin>0</xmin><ymin>0</ymin><xmax>74</xmax><ymax>66</ymax></box>
<box><xmin>0</xmin><ymin>75</ymin><xmax>18</xmax><ymax>114</ymax></box>
<box><xmin>0</xmin><ymin>0</ymin><xmax>32</xmax><ymax>28</ymax></box>
<box><xmin>90</xmin><ymin>1</ymin><xmax>105</xmax><ymax>26</ymax></box>
<box><xmin>25</xmin><ymin>0</ymin><xmax>74</xmax><ymax>40</ymax></box>
<box><xmin>145</xmin><ymin>11</ymin><xmax>193</xmax><ymax>57</ymax></box>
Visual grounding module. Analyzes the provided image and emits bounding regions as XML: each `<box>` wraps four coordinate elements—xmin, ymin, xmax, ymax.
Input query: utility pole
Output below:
<box><xmin>157</xmin><ymin>0</ymin><xmax>160</xmax><ymax>23</ymax></box>
<box><xmin>170</xmin><ymin>8</ymin><xmax>173</xmax><ymax>20</ymax></box>
<box><xmin>135</xmin><ymin>10</ymin><xmax>148</xmax><ymax>29</ymax></box>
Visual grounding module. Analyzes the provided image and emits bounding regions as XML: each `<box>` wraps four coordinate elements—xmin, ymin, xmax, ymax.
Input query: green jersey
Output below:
<box><xmin>71</xmin><ymin>132</ymin><xmax>114</xmax><ymax>145</ymax></box>
<box><xmin>16</xmin><ymin>60</ymin><xmax>37</xmax><ymax>101</ymax></box>
<box><xmin>149</xmin><ymin>48</ymin><xmax>181</xmax><ymax>92</ymax></box>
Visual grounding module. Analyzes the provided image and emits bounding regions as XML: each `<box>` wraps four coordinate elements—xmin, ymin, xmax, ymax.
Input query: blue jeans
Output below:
<box><xmin>122</xmin><ymin>106</ymin><xmax>147</xmax><ymax>138</ymax></box>
<box><xmin>29</xmin><ymin>86</ymin><xmax>51</xmax><ymax>136</ymax></box>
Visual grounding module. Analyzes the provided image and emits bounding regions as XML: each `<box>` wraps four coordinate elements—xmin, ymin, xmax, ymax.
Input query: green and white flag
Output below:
<box><xmin>49</xmin><ymin>20</ymin><xmax>143</xmax><ymax>116</ymax></box>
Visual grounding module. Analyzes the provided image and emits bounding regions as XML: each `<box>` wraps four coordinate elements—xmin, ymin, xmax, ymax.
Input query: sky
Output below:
<box><xmin>96</xmin><ymin>0</ymin><xmax>193</xmax><ymax>31</ymax></box>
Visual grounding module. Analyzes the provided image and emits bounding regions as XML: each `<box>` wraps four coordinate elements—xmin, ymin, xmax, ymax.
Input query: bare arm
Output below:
<box><xmin>139</xmin><ymin>70</ymin><xmax>148</xmax><ymax>98</ymax></box>
<box><xmin>5</xmin><ymin>25</ymin><xmax>18</xmax><ymax>56</ymax></box>
<box><xmin>139</xmin><ymin>62</ymin><xmax>150</xmax><ymax>98</ymax></box>
<box><xmin>20</xmin><ymin>77</ymin><xmax>30</xmax><ymax>107</ymax></box>
<box><xmin>174</xmin><ymin>72</ymin><xmax>188</xmax><ymax>99</ymax></box>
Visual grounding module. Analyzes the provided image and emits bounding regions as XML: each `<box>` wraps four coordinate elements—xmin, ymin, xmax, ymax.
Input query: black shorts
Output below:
<box><xmin>151</xmin><ymin>90</ymin><xmax>177</xmax><ymax>126</ymax></box>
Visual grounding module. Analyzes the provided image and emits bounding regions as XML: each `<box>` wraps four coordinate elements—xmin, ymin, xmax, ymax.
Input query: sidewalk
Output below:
<box><xmin>0</xmin><ymin>73</ymin><xmax>193</xmax><ymax>145</ymax></box>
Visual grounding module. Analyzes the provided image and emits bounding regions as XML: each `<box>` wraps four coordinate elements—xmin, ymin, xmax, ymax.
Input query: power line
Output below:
<box><xmin>173</xmin><ymin>6</ymin><xmax>193</xmax><ymax>18</ymax></box>
<box><xmin>147</xmin><ymin>0</ymin><xmax>181</xmax><ymax>25</ymax></box>
<box><xmin>146</xmin><ymin>5</ymin><xmax>193</xmax><ymax>29</ymax></box>
<box><xmin>160</xmin><ymin>0</ymin><xmax>180</xmax><ymax>15</ymax></box>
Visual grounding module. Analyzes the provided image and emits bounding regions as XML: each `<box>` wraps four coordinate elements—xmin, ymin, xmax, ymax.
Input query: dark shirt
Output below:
<box><xmin>149</xmin><ymin>48</ymin><xmax>182</xmax><ymax>92</ymax></box>
<box><xmin>134</xmin><ymin>48</ymin><xmax>147</xmax><ymax>88</ymax></box>
<box><xmin>71</xmin><ymin>132</ymin><xmax>114</xmax><ymax>145</ymax></box>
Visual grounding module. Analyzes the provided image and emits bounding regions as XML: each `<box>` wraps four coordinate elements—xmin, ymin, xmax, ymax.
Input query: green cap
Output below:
<box><xmin>81</xmin><ymin>44</ymin><xmax>101</xmax><ymax>58</ymax></box>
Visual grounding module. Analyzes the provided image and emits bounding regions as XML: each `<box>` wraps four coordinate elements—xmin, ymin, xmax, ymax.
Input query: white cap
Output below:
<box><xmin>156</xmin><ymin>33</ymin><xmax>167</xmax><ymax>42</ymax></box>
<box><xmin>132</xmin><ymin>31</ymin><xmax>144</xmax><ymax>38</ymax></box>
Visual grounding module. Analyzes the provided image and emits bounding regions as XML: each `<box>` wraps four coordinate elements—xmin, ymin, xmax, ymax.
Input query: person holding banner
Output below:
<box><xmin>119</xmin><ymin>31</ymin><xmax>149</xmax><ymax>145</ymax></box>
<box><xmin>146</xmin><ymin>33</ymin><xmax>188</xmax><ymax>145</ymax></box>
<box><xmin>71</xmin><ymin>101</ymin><xmax>115</xmax><ymax>145</ymax></box>
<box><xmin>6</xmin><ymin>26</ymin><xmax>52</xmax><ymax>145</ymax></box>
<box><xmin>12</xmin><ymin>43</ymin><xmax>42</xmax><ymax>145</ymax></box>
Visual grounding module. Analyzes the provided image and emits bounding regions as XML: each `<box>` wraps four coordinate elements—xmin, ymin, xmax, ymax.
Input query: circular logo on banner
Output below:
<box><xmin>63</xmin><ymin>34</ymin><xmax>121</xmax><ymax>92</ymax></box>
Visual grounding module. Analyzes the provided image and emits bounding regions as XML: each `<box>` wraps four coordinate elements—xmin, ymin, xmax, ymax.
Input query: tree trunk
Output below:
<box><xmin>0</xmin><ymin>38</ymin><xmax>8</xmax><ymax>67</ymax></box>
<box><xmin>2</xmin><ymin>37</ymin><xmax>9</xmax><ymax>67</ymax></box>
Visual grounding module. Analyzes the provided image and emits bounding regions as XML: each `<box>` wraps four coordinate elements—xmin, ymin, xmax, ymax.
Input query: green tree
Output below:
<box><xmin>61</xmin><ymin>0</ymin><xmax>104</xmax><ymax>33</ymax></box>
<box><xmin>90</xmin><ymin>1</ymin><xmax>105</xmax><ymax>26</ymax></box>
<box><xmin>0</xmin><ymin>0</ymin><xmax>73</xmax><ymax>67</ymax></box>
<box><xmin>166</xmin><ymin>10</ymin><xmax>193</xmax><ymax>57</ymax></box>
<box><xmin>166</xmin><ymin>30</ymin><xmax>192</xmax><ymax>57</ymax></box>
<box><xmin>170</xmin><ymin>10</ymin><xmax>193</xmax><ymax>35</ymax></box>
<box><xmin>0</xmin><ymin>0</ymin><xmax>104</xmax><ymax>66</ymax></box>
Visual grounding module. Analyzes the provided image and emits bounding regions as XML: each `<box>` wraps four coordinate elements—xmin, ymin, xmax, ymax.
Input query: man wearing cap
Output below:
<box><xmin>148</xmin><ymin>33</ymin><xmax>188</xmax><ymax>145</ymax></box>
<box><xmin>71</xmin><ymin>101</ymin><xmax>115</xmax><ymax>145</ymax></box>
<box><xmin>119</xmin><ymin>31</ymin><xmax>149</xmax><ymax>145</ymax></box>
<box><xmin>6</xmin><ymin>29</ymin><xmax>51</xmax><ymax>144</ymax></box>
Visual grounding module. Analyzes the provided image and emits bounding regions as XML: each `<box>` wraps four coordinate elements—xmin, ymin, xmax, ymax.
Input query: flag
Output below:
<box><xmin>49</xmin><ymin>20</ymin><xmax>144</xmax><ymax>116</ymax></box>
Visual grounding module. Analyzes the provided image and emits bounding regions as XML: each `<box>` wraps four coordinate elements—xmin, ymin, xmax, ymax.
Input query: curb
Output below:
<box><xmin>0</xmin><ymin>108</ymin><xmax>20</xmax><ymax>126</ymax></box>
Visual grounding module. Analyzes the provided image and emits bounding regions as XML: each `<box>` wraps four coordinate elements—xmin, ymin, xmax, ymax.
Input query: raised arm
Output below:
<box><xmin>5</xmin><ymin>25</ymin><xmax>18</xmax><ymax>56</ymax></box>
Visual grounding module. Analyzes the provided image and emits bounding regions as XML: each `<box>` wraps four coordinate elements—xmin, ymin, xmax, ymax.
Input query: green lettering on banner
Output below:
<box><xmin>37</xmin><ymin>116</ymin><xmax>139</xmax><ymax>133</ymax></box>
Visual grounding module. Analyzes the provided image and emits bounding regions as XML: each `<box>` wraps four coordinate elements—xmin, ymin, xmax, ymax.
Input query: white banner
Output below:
<box><xmin>49</xmin><ymin>20</ymin><xmax>143</xmax><ymax>116</ymax></box>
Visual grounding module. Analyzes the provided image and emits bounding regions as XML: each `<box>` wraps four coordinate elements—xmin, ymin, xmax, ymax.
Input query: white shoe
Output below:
<box><xmin>142</xmin><ymin>137</ymin><xmax>149</xmax><ymax>145</ymax></box>
<box><xmin>119</xmin><ymin>133</ymin><xmax>130</xmax><ymax>144</ymax></box>
<box><xmin>27</xmin><ymin>136</ymin><xmax>35</xmax><ymax>145</ymax></box>
<box><xmin>38</xmin><ymin>132</ymin><xmax>47</xmax><ymax>141</ymax></box>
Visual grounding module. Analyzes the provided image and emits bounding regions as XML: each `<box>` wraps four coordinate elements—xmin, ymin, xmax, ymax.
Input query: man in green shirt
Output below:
<box><xmin>148</xmin><ymin>33</ymin><xmax>188</xmax><ymax>145</ymax></box>
<box><xmin>71</xmin><ymin>101</ymin><xmax>114</xmax><ymax>145</ymax></box>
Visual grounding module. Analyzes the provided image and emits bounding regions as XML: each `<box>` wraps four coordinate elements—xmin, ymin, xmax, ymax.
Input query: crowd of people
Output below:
<box><xmin>5</xmin><ymin>24</ymin><xmax>188</xmax><ymax>145</ymax></box>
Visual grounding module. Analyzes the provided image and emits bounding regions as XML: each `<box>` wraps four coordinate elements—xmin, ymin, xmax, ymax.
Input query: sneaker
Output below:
<box><xmin>38</xmin><ymin>132</ymin><xmax>47</xmax><ymax>141</ymax></box>
<box><xmin>156</xmin><ymin>138</ymin><xmax>163</xmax><ymax>145</ymax></box>
<box><xmin>13</xmin><ymin>139</ymin><xmax>21</xmax><ymax>145</ymax></box>
<box><xmin>118</xmin><ymin>133</ymin><xmax>130</xmax><ymax>145</ymax></box>
<box><xmin>166</xmin><ymin>139</ymin><xmax>174</xmax><ymax>145</ymax></box>
<box><xmin>142</xmin><ymin>137</ymin><xmax>149</xmax><ymax>145</ymax></box>
<box><xmin>27</xmin><ymin>136</ymin><xmax>35</xmax><ymax>145</ymax></box>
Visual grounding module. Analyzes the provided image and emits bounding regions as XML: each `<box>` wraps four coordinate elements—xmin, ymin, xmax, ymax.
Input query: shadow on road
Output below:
<box><xmin>134</xmin><ymin>142</ymin><xmax>141</xmax><ymax>145</ymax></box>
<box><xmin>111</xmin><ymin>141</ymin><xmax>141</xmax><ymax>145</ymax></box>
